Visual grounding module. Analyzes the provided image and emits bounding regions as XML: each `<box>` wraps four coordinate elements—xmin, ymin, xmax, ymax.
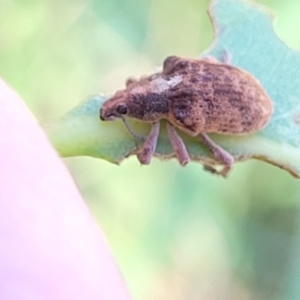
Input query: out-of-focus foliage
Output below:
<box><xmin>2</xmin><ymin>0</ymin><xmax>300</xmax><ymax>299</ymax></box>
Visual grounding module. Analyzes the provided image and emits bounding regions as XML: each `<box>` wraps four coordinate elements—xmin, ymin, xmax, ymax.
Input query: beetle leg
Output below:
<box><xmin>201</xmin><ymin>56</ymin><xmax>219</xmax><ymax>63</ymax></box>
<box><xmin>203</xmin><ymin>164</ymin><xmax>218</xmax><ymax>174</ymax></box>
<box><xmin>162</xmin><ymin>56</ymin><xmax>180</xmax><ymax>74</ymax></box>
<box><xmin>137</xmin><ymin>121</ymin><xmax>160</xmax><ymax>164</ymax></box>
<box><xmin>167</xmin><ymin>122</ymin><xmax>190</xmax><ymax>166</ymax></box>
<box><xmin>220</xmin><ymin>49</ymin><xmax>232</xmax><ymax>64</ymax></box>
<box><xmin>121</xmin><ymin>116</ymin><xmax>145</xmax><ymax>141</ymax></box>
<box><xmin>202</xmin><ymin>50</ymin><xmax>232</xmax><ymax>64</ymax></box>
<box><xmin>199</xmin><ymin>133</ymin><xmax>234</xmax><ymax>177</ymax></box>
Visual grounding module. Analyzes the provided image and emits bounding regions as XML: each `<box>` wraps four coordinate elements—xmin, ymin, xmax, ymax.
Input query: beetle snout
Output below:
<box><xmin>99</xmin><ymin>108</ymin><xmax>105</xmax><ymax>121</ymax></box>
<box><xmin>99</xmin><ymin>107</ymin><xmax>118</xmax><ymax>121</ymax></box>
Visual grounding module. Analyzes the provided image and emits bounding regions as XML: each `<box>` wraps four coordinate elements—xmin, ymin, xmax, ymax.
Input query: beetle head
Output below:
<box><xmin>100</xmin><ymin>74</ymin><xmax>165</xmax><ymax>122</ymax></box>
<box><xmin>99</xmin><ymin>89</ymin><xmax>130</xmax><ymax>121</ymax></box>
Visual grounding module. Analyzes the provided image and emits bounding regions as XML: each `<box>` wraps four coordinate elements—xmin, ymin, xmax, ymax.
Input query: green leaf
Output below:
<box><xmin>41</xmin><ymin>0</ymin><xmax>300</xmax><ymax>177</ymax></box>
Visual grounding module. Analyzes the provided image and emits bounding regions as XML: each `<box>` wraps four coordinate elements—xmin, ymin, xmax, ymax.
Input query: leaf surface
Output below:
<box><xmin>41</xmin><ymin>0</ymin><xmax>300</xmax><ymax>177</ymax></box>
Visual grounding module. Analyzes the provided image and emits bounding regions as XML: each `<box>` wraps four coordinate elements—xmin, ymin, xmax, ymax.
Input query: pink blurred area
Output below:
<box><xmin>0</xmin><ymin>79</ymin><xmax>130</xmax><ymax>299</ymax></box>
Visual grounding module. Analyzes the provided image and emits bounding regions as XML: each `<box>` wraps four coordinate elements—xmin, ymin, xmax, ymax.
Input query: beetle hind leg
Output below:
<box><xmin>202</xmin><ymin>49</ymin><xmax>232</xmax><ymax>65</ymax></box>
<box><xmin>199</xmin><ymin>133</ymin><xmax>234</xmax><ymax>177</ymax></box>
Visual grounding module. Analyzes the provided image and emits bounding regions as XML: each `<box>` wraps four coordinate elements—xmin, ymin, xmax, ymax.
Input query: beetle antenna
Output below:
<box><xmin>121</xmin><ymin>116</ymin><xmax>145</xmax><ymax>141</ymax></box>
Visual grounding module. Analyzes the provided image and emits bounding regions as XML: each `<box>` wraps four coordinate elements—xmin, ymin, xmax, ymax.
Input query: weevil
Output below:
<box><xmin>100</xmin><ymin>55</ymin><xmax>273</xmax><ymax>176</ymax></box>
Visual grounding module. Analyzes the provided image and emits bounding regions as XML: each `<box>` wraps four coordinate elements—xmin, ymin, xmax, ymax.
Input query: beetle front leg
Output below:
<box><xmin>137</xmin><ymin>121</ymin><xmax>160</xmax><ymax>165</ymax></box>
<box><xmin>202</xmin><ymin>50</ymin><xmax>232</xmax><ymax>64</ymax></box>
<box><xmin>166</xmin><ymin>123</ymin><xmax>190</xmax><ymax>166</ymax></box>
<box><xmin>199</xmin><ymin>133</ymin><xmax>234</xmax><ymax>177</ymax></box>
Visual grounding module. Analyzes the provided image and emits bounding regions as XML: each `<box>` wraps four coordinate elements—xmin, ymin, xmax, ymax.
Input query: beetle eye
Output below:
<box><xmin>116</xmin><ymin>104</ymin><xmax>127</xmax><ymax>115</ymax></box>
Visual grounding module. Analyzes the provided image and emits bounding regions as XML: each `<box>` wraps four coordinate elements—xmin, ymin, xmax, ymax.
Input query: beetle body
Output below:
<box><xmin>100</xmin><ymin>56</ymin><xmax>273</xmax><ymax>176</ymax></box>
<box><xmin>100</xmin><ymin>56</ymin><xmax>272</xmax><ymax>135</ymax></box>
<box><xmin>162</xmin><ymin>56</ymin><xmax>273</xmax><ymax>136</ymax></box>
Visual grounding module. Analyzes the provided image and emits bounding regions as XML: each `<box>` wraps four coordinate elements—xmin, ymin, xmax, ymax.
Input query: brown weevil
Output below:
<box><xmin>100</xmin><ymin>55</ymin><xmax>273</xmax><ymax>176</ymax></box>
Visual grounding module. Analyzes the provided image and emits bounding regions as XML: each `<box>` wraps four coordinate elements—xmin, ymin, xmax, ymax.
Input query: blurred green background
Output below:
<box><xmin>1</xmin><ymin>0</ymin><xmax>300</xmax><ymax>299</ymax></box>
